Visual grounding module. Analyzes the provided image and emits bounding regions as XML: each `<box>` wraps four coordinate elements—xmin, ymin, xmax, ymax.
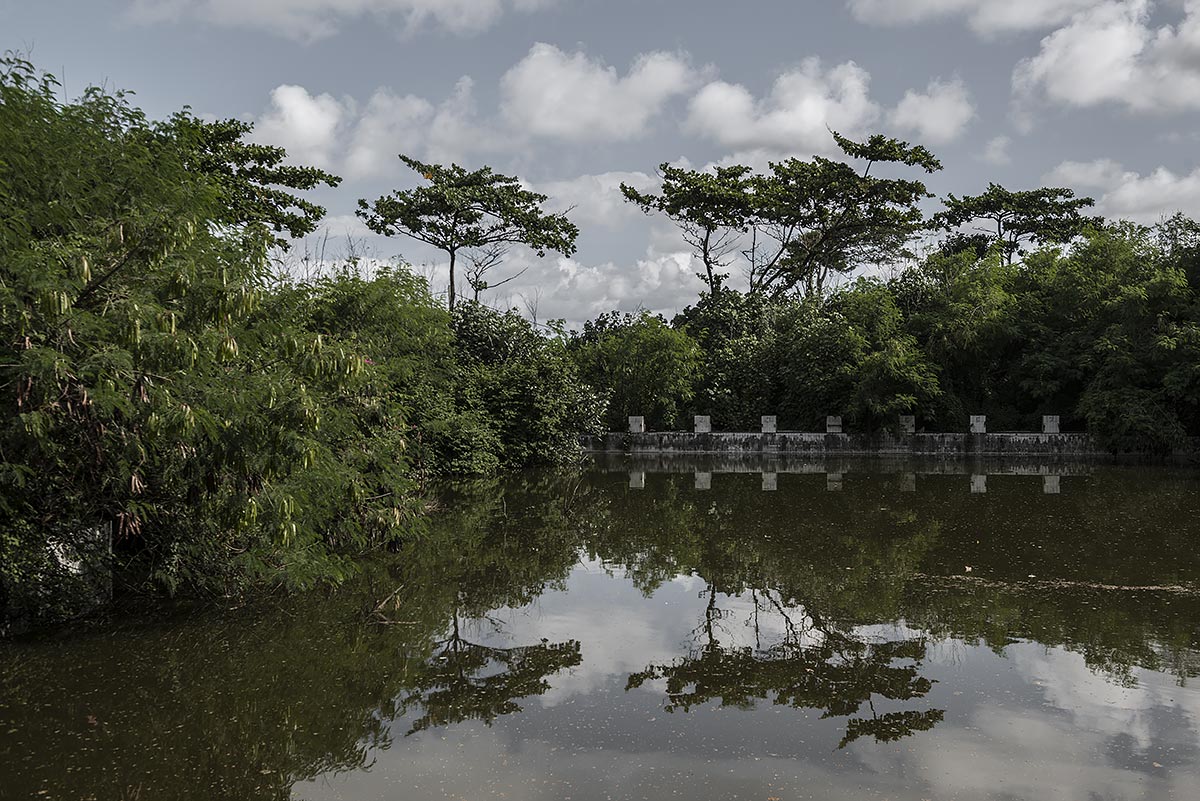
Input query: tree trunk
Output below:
<box><xmin>448</xmin><ymin>250</ymin><xmax>457</xmax><ymax>310</ymax></box>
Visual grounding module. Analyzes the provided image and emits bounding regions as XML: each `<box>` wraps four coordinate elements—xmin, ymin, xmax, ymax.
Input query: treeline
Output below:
<box><xmin>571</xmin><ymin>217</ymin><xmax>1200</xmax><ymax>453</ymax></box>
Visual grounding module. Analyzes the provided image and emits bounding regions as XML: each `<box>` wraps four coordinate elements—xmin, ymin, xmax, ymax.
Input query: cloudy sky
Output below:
<box><xmin>8</xmin><ymin>0</ymin><xmax>1200</xmax><ymax>320</ymax></box>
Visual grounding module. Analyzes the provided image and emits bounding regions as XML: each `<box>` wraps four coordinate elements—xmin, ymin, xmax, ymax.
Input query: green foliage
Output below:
<box><xmin>570</xmin><ymin>311</ymin><xmax>701</xmax><ymax>431</ymax></box>
<box><xmin>358</xmin><ymin>156</ymin><xmax>579</xmax><ymax>309</ymax></box>
<box><xmin>933</xmin><ymin>182</ymin><xmax>1097</xmax><ymax>265</ymax></box>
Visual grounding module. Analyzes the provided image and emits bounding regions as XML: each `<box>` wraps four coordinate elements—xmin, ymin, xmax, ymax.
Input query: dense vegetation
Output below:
<box><xmin>4</xmin><ymin>56</ymin><xmax>1200</xmax><ymax>625</ymax></box>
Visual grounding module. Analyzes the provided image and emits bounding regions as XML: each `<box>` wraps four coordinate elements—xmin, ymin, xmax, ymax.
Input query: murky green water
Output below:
<box><xmin>3</xmin><ymin>458</ymin><xmax>1200</xmax><ymax>800</ymax></box>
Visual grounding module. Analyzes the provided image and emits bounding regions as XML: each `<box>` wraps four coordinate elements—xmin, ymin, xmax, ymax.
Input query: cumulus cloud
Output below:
<box><xmin>1046</xmin><ymin>157</ymin><xmax>1200</xmax><ymax>222</ymax></box>
<box><xmin>500</xmin><ymin>44</ymin><xmax>699</xmax><ymax>142</ymax></box>
<box><xmin>846</xmin><ymin>0</ymin><xmax>1101</xmax><ymax>36</ymax></box>
<box><xmin>126</xmin><ymin>0</ymin><xmax>559</xmax><ymax>41</ymax></box>
<box><xmin>685</xmin><ymin>58</ymin><xmax>879</xmax><ymax>155</ymax></box>
<box><xmin>1014</xmin><ymin>0</ymin><xmax>1200</xmax><ymax>117</ymax></box>
<box><xmin>253</xmin><ymin>85</ymin><xmax>350</xmax><ymax>169</ymax></box>
<box><xmin>534</xmin><ymin>171</ymin><xmax>657</xmax><ymax>228</ymax></box>
<box><xmin>888</xmin><ymin>77</ymin><xmax>975</xmax><ymax>144</ymax></box>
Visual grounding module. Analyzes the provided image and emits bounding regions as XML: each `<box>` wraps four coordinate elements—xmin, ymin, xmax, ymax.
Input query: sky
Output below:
<box><xmin>7</xmin><ymin>0</ymin><xmax>1200</xmax><ymax>321</ymax></box>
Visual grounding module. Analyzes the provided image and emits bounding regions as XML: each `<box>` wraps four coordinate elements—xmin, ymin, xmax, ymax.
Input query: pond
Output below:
<box><xmin>2</xmin><ymin>458</ymin><xmax>1200</xmax><ymax>800</ymax></box>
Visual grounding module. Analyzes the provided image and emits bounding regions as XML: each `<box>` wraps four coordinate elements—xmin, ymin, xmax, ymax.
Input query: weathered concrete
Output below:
<box><xmin>970</xmin><ymin>415</ymin><xmax>987</xmax><ymax>435</ymax></box>
<box><xmin>827</xmin><ymin>473</ymin><xmax>843</xmax><ymax>492</ymax></box>
<box><xmin>629</xmin><ymin>416</ymin><xmax>645</xmax><ymax>434</ymax></box>
<box><xmin>581</xmin><ymin>431</ymin><xmax>1111</xmax><ymax>458</ymax></box>
<box><xmin>1044</xmin><ymin>474</ymin><xmax>1061</xmax><ymax>494</ymax></box>
<box><xmin>762</xmin><ymin>472</ymin><xmax>778</xmax><ymax>491</ymax></box>
<box><xmin>694</xmin><ymin>415</ymin><xmax>712</xmax><ymax>434</ymax></box>
<box><xmin>827</xmin><ymin>416</ymin><xmax>843</xmax><ymax>434</ymax></box>
<box><xmin>899</xmin><ymin>415</ymin><xmax>916</xmax><ymax>435</ymax></box>
<box><xmin>695</xmin><ymin>471</ymin><xmax>712</xmax><ymax>490</ymax></box>
<box><xmin>762</xmin><ymin>416</ymin><xmax>777</xmax><ymax>434</ymax></box>
<box><xmin>971</xmin><ymin>474</ymin><xmax>987</xmax><ymax>494</ymax></box>
<box><xmin>1043</xmin><ymin>415</ymin><xmax>1060</xmax><ymax>434</ymax></box>
<box><xmin>629</xmin><ymin>471</ymin><xmax>645</xmax><ymax>489</ymax></box>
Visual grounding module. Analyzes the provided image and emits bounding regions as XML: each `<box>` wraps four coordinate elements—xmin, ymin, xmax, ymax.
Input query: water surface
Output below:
<box><xmin>3</xmin><ymin>459</ymin><xmax>1200</xmax><ymax>800</ymax></box>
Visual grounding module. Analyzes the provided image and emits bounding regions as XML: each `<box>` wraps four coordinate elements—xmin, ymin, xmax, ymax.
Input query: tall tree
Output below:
<box><xmin>752</xmin><ymin>133</ymin><xmax>943</xmax><ymax>296</ymax></box>
<box><xmin>621</xmin><ymin>164</ymin><xmax>754</xmax><ymax>294</ymax></box>
<box><xmin>358</xmin><ymin>156</ymin><xmax>579</xmax><ymax>309</ymax></box>
<box><xmin>932</xmin><ymin>183</ymin><xmax>1096</xmax><ymax>265</ymax></box>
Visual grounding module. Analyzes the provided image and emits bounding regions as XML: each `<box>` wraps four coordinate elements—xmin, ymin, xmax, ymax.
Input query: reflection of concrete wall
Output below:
<box><xmin>581</xmin><ymin>431</ymin><xmax>1113</xmax><ymax>457</ymax></box>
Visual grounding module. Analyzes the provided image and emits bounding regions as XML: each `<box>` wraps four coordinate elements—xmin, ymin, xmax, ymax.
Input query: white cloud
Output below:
<box><xmin>888</xmin><ymin>77</ymin><xmax>975</xmax><ymax>144</ymax></box>
<box><xmin>534</xmin><ymin>171</ymin><xmax>657</xmax><ymax>229</ymax></box>
<box><xmin>1046</xmin><ymin>157</ymin><xmax>1200</xmax><ymax>222</ymax></box>
<box><xmin>982</xmin><ymin>135</ymin><xmax>1012</xmax><ymax>165</ymax></box>
<box><xmin>126</xmin><ymin>0</ymin><xmax>558</xmax><ymax>41</ymax></box>
<box><xmin>253</xmin><ymin>85</ymin><xmax>350</xmax><ymax>169</ymax></box>
<box><xmin>1014</xmin><ymin>0</ymin><xmax>1200</xmax><ymax>116</ymax></box>
<box><xmin>500</xmin><ymin>44</ymin><xmax>699</xmax><ymax>142</ymax></box>
<box><xmin>846</xmin><ymin>0</ymin><xmax>1103</xmax><ymax>36</ymax></box>
<box><xmin>686</xmin><ymin>58</ymin><xmax>880</xmax><ymax>155</ymax></box>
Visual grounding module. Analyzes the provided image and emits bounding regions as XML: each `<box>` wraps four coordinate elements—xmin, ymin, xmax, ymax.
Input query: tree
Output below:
<box><xmin>751</xmin><ymin>133</ymin><xmax>943</xmax><ymax>296</ymax></box>
<box><xmin>932</xmin><ymin>183</ymin><xmax>1096</xmax><ymax>266</ymax></box>
<box><xmin>621</xmin><ymin>164</ymin><xmax>754</xmax><ymax>294</ymax></box>
<box><xmin>358</xmin><ymin>156</ymin><xmax>579</xmax><ymax>309</ymax></box>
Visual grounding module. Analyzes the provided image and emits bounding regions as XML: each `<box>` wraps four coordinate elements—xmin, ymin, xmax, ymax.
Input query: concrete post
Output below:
<box><xmin>694</xmin><ymin>415</ymin><xmax>712</xmax><ymax>434</ymax></box>
<box><xmin>971</xmin><ymin>474</ymin><xmax>987</xmax><ymax>494</ymax></box>
<box><xmin>826</xmin><ymin>416</ymin><xmax>843</xmax><ymax>434</ymax></box>
<box><xmin>695</xmin><ymin>471</ymin><xmax>712</xmax><ymax>490</ymax></box>
<box><xmin>629</xmin><ymin>416</ymin><xmax>645</xmax><ymax>434</ymax></box>
<box><xmin>827</xmin><ymin>472</ymin><xmax>843</xmax><ymax>491</ymax></box>
<box><xmin>629</xmin><ymin>471</ymin><xmax>645</xmax><ymax>489</ymax></box>
<box><xmin>762</xmin><ymin>416</ymin><xmax>777</xmax><ymax>434</ymax></box>
<box><xmin>762</xmin><ymin>472</ymin><xmax>778</xmax><ymax>492</ymax></box>
<box><xmin>1043</xmin><ymin>415</ymin><xmax>1060</xmax><ymax>434</ymax></box>
<box><xmin>1044</xmin><ymin>475</ymin><xmax>1061</xmax><ymax>494</ymax></box>
<box><xmin>970</xmin><ymin>415</ymin><xmax>987</xmax><ymax>435</ymax></box>
<box><xmin>899</xmin><ymin>415</ymin><xmax>916</xmax><ymax>435</ymax></box>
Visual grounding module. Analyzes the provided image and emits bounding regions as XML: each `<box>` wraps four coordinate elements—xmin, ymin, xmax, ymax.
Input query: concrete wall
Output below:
<box><xmin>581</xmin><ymin>431</ymin><xmax>1112</xmax><ymax>457</ymax></box>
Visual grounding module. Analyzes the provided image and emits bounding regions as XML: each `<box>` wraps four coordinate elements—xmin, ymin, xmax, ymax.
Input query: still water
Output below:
<box><xmin>3</xmin><ymin>458</ymin><xmax>1200</xmax><ymax>800</ymax></box>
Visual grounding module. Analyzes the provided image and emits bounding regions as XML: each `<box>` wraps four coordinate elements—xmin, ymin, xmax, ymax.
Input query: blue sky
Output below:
<box><xmin>8</xmin><ymin>0</ymin><xmax>1200</xmax><ymax>320</ymax></box>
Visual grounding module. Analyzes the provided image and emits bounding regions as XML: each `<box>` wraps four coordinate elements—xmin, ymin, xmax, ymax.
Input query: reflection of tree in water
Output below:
<box><xmin>400</xmin><ymin>608</ymin><xmax>581</xmax><ymax>735</ymax></box>
<box><xmin>627</xmin><ymin>585</ymin><xmax>943</xmax><ymax>748</ymax></box>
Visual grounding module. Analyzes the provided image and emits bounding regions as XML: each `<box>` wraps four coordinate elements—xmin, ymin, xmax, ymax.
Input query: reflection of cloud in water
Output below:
<box><xmin>1012</xmin><ymin>643</ymin><xmax>1200</xmax><ymax>752</ymax></box>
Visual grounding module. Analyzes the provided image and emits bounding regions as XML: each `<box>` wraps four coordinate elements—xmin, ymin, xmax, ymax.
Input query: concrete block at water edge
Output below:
<box><xmin>900</xmin><ymin>472</ymin><xmax>917</xmax><ymax>493</ymax></box>
<box><xmin>1044</xmin><ymin>474</ymin><xmax>1061</xmax><ymax>494</ymax></box>
<box><xmin>629</xmin><ymin>471</ymin><xmax>645</xmax><ymax>489</ymax></box>
<box><xmin>629</xmin><ymin>416</ymin><xmax>645</xmax><ymax>434</ymax></box>
<box><xmin>695</xmin><ymin>471</ymin><xmax>712</xmax><ymax>490</ymax></box>
<box><xmin>970</xmin><ymin>415</ymin><xmax>987</xmax><ymax>434</ymax></box>
<box><xmin>827</xmin><ymin>472</ymin><xmax>843</xmax><ymax>492</ymax></box>
<box><xmin>826</xmin><ymin>416</ymin><xmax>843</xmax><ymax>434</ymax></box>
<box><xmin>1043</xmin><ymin>415</ymin><xmax>1060</xmax><ymax>434</ymax></box>
<box><xmin>694</xmin><ymin>415</ymin><xmax>712</xmax><ymax>434</ymax></box>
<box><xmin>762</xmin><ymin>416</ymin><xmax>777</xmax><ymax>434</ymax></box>
<box><xmin>971</xmin><ymin>474</ymin><xmax>987</xmax><ymax>494</ymax></box>
<box><xmin>899</xmin><ymin>415</ymin><xmax>916</xmax><ymax>435</ymax></box>
<box><xmin>762</xmin><ymin>472</ymin><xmax>778</xmax><ymax>492</ymax></box>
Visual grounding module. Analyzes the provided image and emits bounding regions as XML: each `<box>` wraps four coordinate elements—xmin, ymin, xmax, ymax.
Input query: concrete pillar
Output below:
<box><xmin>971</xmin><ymin>474</ymin><xmax>987</xmax><ymax>494</ymax></box>
<box><xmin>899</xmin><ymin>415</ymin><xmax>916</xmax><ymax>435</ymax></box>
<box><xmin>629</xmin><ymin>471</ymin><xmax>645</xmax><ymax>489</ymax></box>
<box><xmin>900</xmin><ymin>472</ymin><xmax>917</xmax><ymax>493</ymax></box>
<box><xmin>762</xmin><ymin>416</ymin><xmax>777</xmax><ymax>434</ymax></box>
<box><xmin>1043</xmin><ymin>415</ymin><xmax>1060</xmax><ymax>434</ymax></box>
<box><xmin>970</xmin><ymin>415</ymin><xmax>987</xmax><ymax>435</ymax></box>
<box><xmin>695</xmin><ymin>471</ymin><xmax>712</xmax><ymax>490</ymax></box>
<box><xmin>629</xmin><ymin>416</ymin><xmax>645</xmax><ymax>434</ymax></box>
<box><xmin>694</xmin><ymin>415</ymin><xmax>712</xmax><ymax>434</ymax></box>
<box><xmin>762</xmin><ymin>472</ymin><xmax>778</xmax><ymax>492</ymax></box>
<box><xmin>1044</xmin><ymin>475</ymin><xmax>1061</xmax><ymax>494</ymax></box>
<box><xmin>826</xmin><ymin>416</ymin><xmax>843</xmax><ymax>434</ymax></box>
<box><xmin>827</xmin><ymin>472</ymin><xmax>843</xmax><ymax>491</ymax></box>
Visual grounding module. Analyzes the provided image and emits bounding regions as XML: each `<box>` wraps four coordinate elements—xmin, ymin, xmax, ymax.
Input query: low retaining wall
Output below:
<box><xmin>582</xmin><ymin>431</ymin><xmax>1109</xmax><ymax>457</ymax></box>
